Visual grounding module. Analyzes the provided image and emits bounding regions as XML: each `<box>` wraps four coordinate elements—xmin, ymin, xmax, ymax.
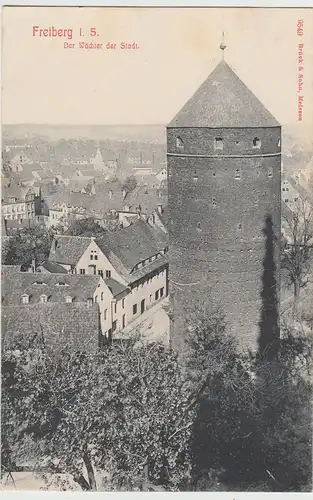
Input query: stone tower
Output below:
<box><xmin>167</xmin><ymin>59</ymin><xmax>281</xmax><ymax>353</ymax></box>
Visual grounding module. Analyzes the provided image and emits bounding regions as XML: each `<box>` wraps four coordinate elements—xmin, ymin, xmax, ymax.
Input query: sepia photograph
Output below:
<box><xmin>1</xmin><ymin>5</ymin><xmax>313</xmax><ymax>493</ymax></box>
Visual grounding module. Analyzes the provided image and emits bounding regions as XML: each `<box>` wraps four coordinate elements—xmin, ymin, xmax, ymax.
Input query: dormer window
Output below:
<box><xmin>22</xmin><ymin>294</ymin><xmax>29</xmax><ymax>304</ymax></box>
<box><xmin>253</xmin><ymin>137</ymin><xmax>261</xmax><ymax>149</ymax></box>
<box><xmin>56</xmin><ymin>282</ymin><xmax>67</xmax><ymax>286</ymax></box>
<box><xmin>33</xmin><ymin>280</ymin><xmax>43</xmax><ymax>285</ymax></box>
<box><xmin>214</xmin><ymin>138</ymin><xmax>223</xmax><ymax>150</ymax></box>
<box><xmin>9</xmin><ymin>197</ymin><xmax>16</xmax><ymax>203</ymax></box>
<box><xmin>40</xmin><ymin>294</ymin><xmax>48</xmax><ymax>303</ymax></box>
<box><xmin>176</xmin><ymin>136</ymin><xmax>184</xmax><ymax>150</ymax></box>
<box><xmin>65</xmin><ymin>295</ymin><xmax>73</xmax><ymax>303</ymax></box>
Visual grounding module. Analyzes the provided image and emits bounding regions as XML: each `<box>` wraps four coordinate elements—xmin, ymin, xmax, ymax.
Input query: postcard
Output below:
<box><xmin>1</xmin><ymin>5</ymin><xmax>313</xmax><ymax>494</ymax></box>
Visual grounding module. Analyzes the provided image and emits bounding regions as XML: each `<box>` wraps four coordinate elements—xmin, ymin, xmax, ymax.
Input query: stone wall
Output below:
<box><xmin>167</xmin><ymin>126</ymin><xmax>281</xmax><ymax>353</ymax></box>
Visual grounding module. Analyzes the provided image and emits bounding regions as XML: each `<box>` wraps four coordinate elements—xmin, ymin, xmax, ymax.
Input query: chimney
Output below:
<box><xmin>157</xmin><ymin>204</ymin><xmax>163</xmax><ymax>215</ymax></box>
<box><xmin>31</xmin><ymin>259</ymin><xmax>36</xmax><ymax>273</ymax></box>
<box><xmin>122</xmin><ymin>189</ymin><xmax>126</xmax><ymax>199</ymax></box>
<box><xmin>109</xmin><ymin>190</ymin><xmax>112</xmax><ymax>199</ymax></box>
<box><xmin>54</xmin><ymin>239</ymin><xmax>58</xmax><ymax>251</ymax></box>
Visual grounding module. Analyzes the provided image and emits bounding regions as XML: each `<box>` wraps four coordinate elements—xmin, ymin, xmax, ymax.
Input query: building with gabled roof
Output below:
<box><xmin>47</xmin><ymin>220</ymin><xmax>169</xmax><ymax>340</ymax></box>
<box><xmin>168</xmin><ymin>56</ymin><xmax>281</xmax><ymax>354</ymax></box>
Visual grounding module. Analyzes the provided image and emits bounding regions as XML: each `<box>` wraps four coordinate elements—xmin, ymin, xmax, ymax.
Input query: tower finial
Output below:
<box><xmin>220</xmin><ymin>31</ymin><xmax>226</xmax><ymax>60</ymax></box>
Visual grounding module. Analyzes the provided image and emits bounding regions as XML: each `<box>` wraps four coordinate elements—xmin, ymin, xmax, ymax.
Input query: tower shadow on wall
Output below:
<box><xmin>258</xmin><ymin>214</ymin><xmax>280</xmax><ymax>361</ymax></box>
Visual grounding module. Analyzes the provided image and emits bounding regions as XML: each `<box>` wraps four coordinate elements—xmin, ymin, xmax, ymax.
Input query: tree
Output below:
<box><xmin>188</xmin><ymin>304</ymin><xmax>312</xmax><ymax>492</ymax></box>
<box><xmin>3</xmin><ymin>226</ymin><xmax>55</xmax><ymax>267</ymax></box>
<box><xmin>65</xmin><ymin>218</ymin><xmax>107</xmax><ymax>237</ymax></box>
<box><xmin>122</xmin><ymin>176</ymin><xmax>137</xmax><ymax>193</ymax></box>
<box><xmin>1</xmin><ymin>335</ymin><xmax>197</xmax><ymax>491</ymax></box>
<box><xmin>282</xmin><ymin>198</ymin><xmax>313</xmax><ymax>314</ymax></box>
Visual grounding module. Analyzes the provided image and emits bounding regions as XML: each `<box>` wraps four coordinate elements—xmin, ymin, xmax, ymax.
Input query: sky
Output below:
<box><xmin>2</xmin><ymin>6</ymin><xmax>313</xmax><ymax>133</ymax></box>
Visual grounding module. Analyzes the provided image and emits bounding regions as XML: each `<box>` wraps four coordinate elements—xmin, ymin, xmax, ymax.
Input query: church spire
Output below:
<box><xmin>219</xmin><ymin>31</ymin><xmax>226</xmax><ymax>60</ymax></box>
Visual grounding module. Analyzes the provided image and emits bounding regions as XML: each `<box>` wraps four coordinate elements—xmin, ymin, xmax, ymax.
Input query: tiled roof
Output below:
<box><xmin>2</xmin><ymin>303</ymin><xmax>100</xmax><ymax>353</ymax></box>
<box><xmin>104</xmin><ymin>277</ymin><xmax>130</xmax><ymax>299</ymax></box>
<box><xmin>51</xmin><ymin>190</ymin><xmax>124</xmax><ymax>217</ymax></box>
<box><xmin>48</xmin><ymin>235</ymin><xmax>91</xmax><ymax>265</ymax></box>
<box><xmin>2</xmin><ymin>270</ymin><xmax>100</xmax><ymax>305</ymax></box>
<box><xmin>39</xmin><ymin>260</ymin><xmax>68</xmax><ymax>273</ymax></box>
<box><xmin>129</xmin><ymin>255</ymin><xmax>168</xmax><ymax>283</ymax></box>
<box><xmin>168</xmin><ymin>60</ymin><xmax>280</xmax><ymax>128</ymax></box>
<box><xmin>124</xmin><ymin>186</ymin><xmax>167</xmax><ymax>216</ymax></box>
<box><xmin>96</xmin><ymin>219</ymin><xmax>167</xmax><ymax>276</ymax></box>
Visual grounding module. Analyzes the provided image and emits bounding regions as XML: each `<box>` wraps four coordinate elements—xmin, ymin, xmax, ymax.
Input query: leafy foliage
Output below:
<box><xmin>3</xmin><ymin>226</ymin><xmax>55</xmax><ymax>267</ymax></box>
<box><xmin>2</xmin><ymin>336</ymin><xmax>196</xmax><ymax>491</ymax></box>
<box><xmin>121</xmin><ymin>175</ymin><xmax>137</xmax><ymax>193</ymax></box>
<box><xmin>65</xmin><ymin>217</ymin><xmax>108</xmax><ymax>237</ymax></box>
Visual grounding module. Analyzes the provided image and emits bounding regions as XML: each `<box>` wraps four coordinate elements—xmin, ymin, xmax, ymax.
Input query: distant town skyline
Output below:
<box><xmin>2</xmin><ymin>7</ymin><xmax>313</xmax><ymax>132</ymax></box>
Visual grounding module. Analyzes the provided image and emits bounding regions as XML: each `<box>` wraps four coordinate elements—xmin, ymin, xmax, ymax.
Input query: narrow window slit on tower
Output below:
<box><xmin>214</xmin><ymin>138</ymin><xmax>223</xmax><ymax>150</ymax></box>
<box><xmin>238</xmin><ymin>223</ymin><xmax>242</xmax><ymax>230</ymax></box>
<box><xmin>212</xmin><ymin>198</ymin><xmax>217</xmax><ymax>208</ymax></box>
<box><xmin>197</xmin><ymin>222</ymin><xmax>202</xmax><ymax>231</ymax></box>
<box><xmin>235</xmin><ymin>169</ymin><xmax>240</xmax><ymax>179</ymax></box>
<box><xmin>268</xmin><ymin>169</ymin><xmax>273</xmax><ymax>178</ymax></box>
<box><xmin>253</xmin><ymin>137</ymin><xmax>261</xmax><ymax>149</ymax></box>
<box><xmin>193</xmin><ymin>169</ymin><xmax>198</xmax><ymax>181</ymax></box>
<box><xmin>176</xmin><ymin>136</ymin><xmax>184</xmax><ymax>150</ymax></box>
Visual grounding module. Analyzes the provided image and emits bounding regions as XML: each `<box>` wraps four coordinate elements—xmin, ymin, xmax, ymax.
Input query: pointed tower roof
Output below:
<box><xmin>168</xmin><ymin>60</ymin><xmax>280</xmax><ymax>128</ymax></box>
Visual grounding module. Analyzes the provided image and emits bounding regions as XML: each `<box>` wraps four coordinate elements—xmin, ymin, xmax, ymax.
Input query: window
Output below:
<box><xmin>105</xmin><ymin>270</ymin><xmax>111</xmax><ymax>278</ymax></box>
<box><xmin>160</xmin><ymin>287</ymin><xmax>164</xmax><ymax>298</ymax></box>
<box><xmin>235</xmin><ymin>169</ymin><xmax>240</xmax><ymax>179</ymax></box>
<box><xmin>294</xmin><ymin>197</ymin><xmax>299</xmax><ymax>202</ymax></box>
<box><xmin>278</xmin><ymin>139</ymin><xmax>281</xmax><ymax>147</ymax></box>
<box><xmin>22</xmin><ymin>294</ymin><xmax>29</xmax><ymax>304</ymax></box>
<box><xmin>285</xmin><ymin>199</ymin><xmax>289</xmax><ymax>203</ymax></box>
<box><xmin>253</xmin><ymin>137</ymin><xmax>261</xmax><ymax>149</ymax></box>
<box><xmin>98</xmin><ymin>270</ymin><xmax>103</xmax><ymax>278</ymax></box>
<box><xmin>40</xmin><ymin>294</ymin><xmax>48</xmax><ymax>303</ymax></box>
<box><xmin>122</xmin><ymin>298</ymin><xmax>125</xmax><ymax>309</ymax></box>
<box><xmin>90</xmin><ymin>254</ymin><xmax>94</xmax><ymax>260</ymax></box>
<box><xmin>282</xmin><ymin>188</ymin><xmax>285</xmax><ymax>191</ymax></box>
<box><xmin>133</xmin><ymin>303</ymin><xmax>137</xmax><ymax>315</ymax></box>
<box><xmin>65</xmin><ymin>295</ymin><xmax>73</xmax><ymax>303</ymax></box>
<box><xmin>80</xmin><ymin>269</ymin><xmax>85</xmax><ymax>275</ymax></box>
<box><xmin>122</xmin><ymin>314</ymin><xmax>126</xmax><ymax>329</ymax></box>
<box><xmin>193</xmin><ymin>169</ymin><xmax>198</xmax><ymax>181</ymax></box>
<box><xmin>87</xmin><ymin>298</ymin><xmax>93</xmax><ymax>307</ymax></box>
<box><xmin>114</xmin><ymin>302</ymin><xmax>117</xmax><ymax>314</ymax></box>
<box><xmin>94</xmin><ymin>255</ymin><xmax>98</xmax><ymax>260</ymax></box>
<box><xmin>238</xmin><ymin>223</ymin><xmax>242</xmax><ymax>231</ymax></box>
<box><xmin>176</xmin><ymin>136</ymin><xmax>184</xmax><ymax>150</ymax></box>
<box><xmin>197</xmin><ymin>222</ymin><xmax>202</xmax><ymax>231</ymax></box>
<box><xmin>104</xmin><ymin>309</ymin><xmax>107</xmax><ymax>320</ymax></box>
<box><xmin>268</xmin><ymin>169</ymin><xmax>273</xmax><ymax>178</ymax></box>
<box><xmin>212</xmin><ymin>198</ymin><xmax>217</xmax><ymax>208</ymax></box>
<box><xmin>95</xmin><ymin>295</ymin><xmax>98</xmax><ymax>303</ymax></box>
<box><xmin>150</xmin><ymin>294</ymin><xmax>152</xmax><ymax>302</ymax></box>
<box><xmin>214</xmin><ymin>138</ymin><xmax>223</xmax><ymax>150</ymax></box>
<box><xmin>101</xmin><ymin>292</ymin><xmax>104</xmax><ymax>300</ymax></box>
<box><xmin>155</xmin><ymin>290</ymin><xmax>159</xmax><ymax>300</ymax></box>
